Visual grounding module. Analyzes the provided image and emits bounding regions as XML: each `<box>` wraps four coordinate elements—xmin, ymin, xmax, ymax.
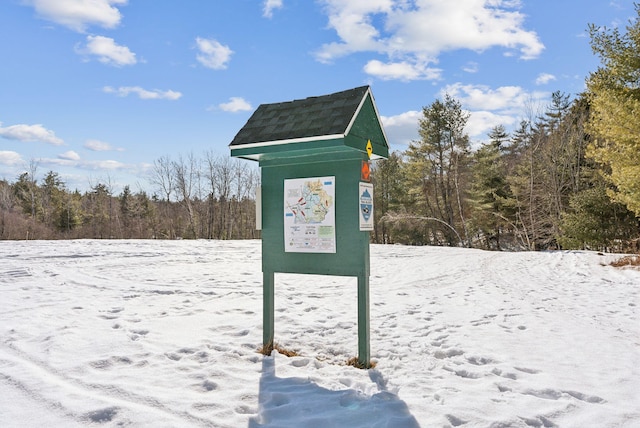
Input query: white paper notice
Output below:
<box><xmin>284</xmin><ymin>176</ymin><xmax>336</xmax><ymax>253</ymax></box>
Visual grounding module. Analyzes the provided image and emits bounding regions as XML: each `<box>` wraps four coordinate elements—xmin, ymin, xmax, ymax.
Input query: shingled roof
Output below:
<box><xmin>229</xmin><ymin>86</ymin><xmax>377</xmax><ymax>147</ymax></box>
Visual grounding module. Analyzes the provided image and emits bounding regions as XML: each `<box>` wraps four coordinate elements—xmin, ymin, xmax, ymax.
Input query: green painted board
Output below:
<box><xmin>260</xmin><ymin>151</ymin><xmax>370</xmax><ymax>277</ymax></box>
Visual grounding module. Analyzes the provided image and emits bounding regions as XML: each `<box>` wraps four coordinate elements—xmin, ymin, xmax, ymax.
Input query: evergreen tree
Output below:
<box><xmin>13</xmin><ymin>169</ymin><xmax>39</xmax><ymax>220</ymax></box>
<box><xmin>559</xmin><ymin>183</ymin><xmax>639</xmax><ymax>251</ymax></box>
<box><xmin>58</xmin><ymin>191</ymin><xmax>82</xmax><ymax>233</ymax></box>
<box><xmin>42</xmin><ymin>171</ymin><xmax>82</xmax><ymax>233</ymax></box>
<box><xmin>84</xmin><ymin>182</ymin><xmax>113</xmax><ymax>238</ymax></box>
<box><xmin>371</xmin><ymin>151</ymin><xmax>407</xmax><ymax>244</ymax></box>
<box><xmin>586</xmin><ymin>4</ymin><xmax>640</xmax><ymax>216</ymax></box>
<box><xmin>0</xmin><ymin>179</ymin><xmax>15</xmax><ymax>238</ymax></box>
<box><xmin>506</xmin><ymin>120</ymin><xmax>531</xmax><ymax>164</ymax></box>
<box><xmin>468</xmin><ymin>125</ymin><xmax>514</xmax><ymax>249</ymax></box>
<box><xmin>119</xmin><ymin>185</ymin><xmax>134</xmax><ymax>233</ymax></box>
<box><xmin>405</xmin><ymin>94</ymin><xmax>471</xmax><ymax>245</ymax></box>
<box><xmin>544</xmin><ymin>91</ymin><xmax>571</xmax><ymax>131</ymax></box>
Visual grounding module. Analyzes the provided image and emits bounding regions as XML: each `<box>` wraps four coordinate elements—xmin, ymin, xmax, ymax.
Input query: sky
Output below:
<box><xmin>0</xmin><ymin>0</ymin><xmax>635</xmax><ymax>194</ymax></box>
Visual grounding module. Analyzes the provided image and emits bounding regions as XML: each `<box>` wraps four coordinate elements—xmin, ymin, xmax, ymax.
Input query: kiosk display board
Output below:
<box><xmin>230</xmin><ymin>86</ymin><xmax>389</xmax><ymax>368</ymax></box>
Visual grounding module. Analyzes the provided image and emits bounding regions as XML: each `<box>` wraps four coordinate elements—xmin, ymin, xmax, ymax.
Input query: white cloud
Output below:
<box><xmin>0</xmin><ymin>123</ymin><xmax>64</xmax><ymax>145</ymax></box>
<box><xmin>58</xmin><ymin>150</ymin><xmax>81</xmax><ymax>161</ymax></box>
<box><xmin>387</xmin><ymin>1</ymin><xmax>543</xmax><ymax>59</ymax></box>
<box><xmin>316</xmin><ymin>0</ymin><xmax>544</xmax><ymax>80</ymax></box>
<box><xmin>87</xmin><ymin>159</ymin><xmax>127</xmax><ymax>170</ymax></box>
<box><xmin>218</xmin><ymin>97</ymin><xmax>253</xmax><ymax>112</ymax></box>
<box><xmin>40</xmin><ymin>156</ymin><xmax>128</xmax><ymax>171</ymax></box>
<box><xmin>364</xmin><ymin>59</ymin><xmax>441</xmax><ymax>81</ymax></box>
<box><xmin>462</xmin><ymin>62</ymin><xmax>479</xmax><ymax>73</ymax></box>
<box><xmin>263</xmin><ymin>0</ymin><xmax>283</xmax><ymax>18</ymax></box>
<box><xmin>314</xmin><ymin>1</ymin><xmax>390</xmax><ymax>63</ymax></box>
<box><xmin>437</xmin><ymin>82</ymin><xmax>551</xmax><ymax>145</ymax></box>
<box><xmin>381</xmin><ymin>110</ymin><xmax>421</xmax><ymax>146</ymax></box>
<box><xmin>195</xmin><ymin>37</ymin><xmax>233</xmax><ymax>70</ymax></box>
<box><xmin>103</xmin><ymin>86</ymin><xmax>182</xmax><ymax>100</ymax></box>
<box><xmin>77</xmin><ymin>35</ymin><xmax>136</xmax><ymax>66</ymax></box>
<box><xmin>0</xmin><ymin>151</ymin><xmax>23</xmax><ymax>166</ymax></box>
<box><xmin>441</xmin><ymin>83</ymin><xmax>548</xmax><ymax>113</ymax></box>
<box><xmin>84</xmin><ymin>139</ymin><xmax>123</xmax><ymax>151</ymax></box>
<box><xmin>465</xmin><ymin>110</ymin><xmax>518</xmax><ymax>144</ymax></box>
<box><xmin>535</xmin><ymin>72</ymin><xmax>556</xmax><ymax>85</ymax></box>
<box><xmin>381</xmin><ymin>107</ymin><xmax>518</xmax><ymax>148</ymax></box>
<box><xmin>381</xmin><ymin>82</ymin><xmax>552</xmax><ymax>148</ymax></box>
<box><xmin>381</xmin><ymin>110</ymin><xmax>421</xmax><ymax>129</ymax></box>
<box><xmin>25</xmin><ymin>0</ymin><xmax>127</xmax><ymax>32</ymax></box>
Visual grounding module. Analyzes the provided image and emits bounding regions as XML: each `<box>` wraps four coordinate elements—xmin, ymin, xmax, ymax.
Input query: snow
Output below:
<box><xmin>1</xmin><ymin>239</ymin><xmax>638</xmax><ymax>427</ymax></box>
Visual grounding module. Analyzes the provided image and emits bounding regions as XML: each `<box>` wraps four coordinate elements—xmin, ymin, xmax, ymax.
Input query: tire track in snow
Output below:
<box><xmin>0</xmin><ymin>343</ymin><xmax>215</xmax><ymax>426</ymax></box>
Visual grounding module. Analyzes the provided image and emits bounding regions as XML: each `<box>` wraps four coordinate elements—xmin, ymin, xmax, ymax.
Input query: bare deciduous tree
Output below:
<box><xmin>173</xmin><ymin>153</ymin><xmax>199</xmax><ymax>238</ymax></box>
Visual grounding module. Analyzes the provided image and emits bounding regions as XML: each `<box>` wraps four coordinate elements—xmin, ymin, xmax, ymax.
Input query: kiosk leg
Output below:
<box><xmin>263</xmin><ymin>271</ymin><xmax>275</xmax><ymax>353</ymax></box>
<box><xmin>357</xmin><ymin>274</ymin><xmax>371</xmax><ymax>368</ymax></box>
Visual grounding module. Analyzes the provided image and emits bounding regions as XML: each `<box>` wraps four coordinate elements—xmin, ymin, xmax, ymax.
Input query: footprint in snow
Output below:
<box><xmin>128</xmin><ymin>329</ymin><xmax>149</xmax><ymax>341</ymax></box>
<box><xmin>433</xmin><ymin>348</ymin><xmax>464</xmax><ymax>359</ymax></box>
<box><xmin>85</xmin><ymin>407</ymin><xmax>119</xmax><ymax>423</ymax></box>
<box><xmin>514</xmin><ymin>366</ymin><xmax>540</xmax><ymax>374</ymax></box>
<box><xmin>193</xmin><ymin>379</ymin><xmax>218</xmax><ymax>392</ymax></box>
<box><xmin>466</xmin><ymin>356</ymin><xmax>496</xmax><ymax>366</ymax></box>
<box><xmin>446</xmin><ymin>414</ymin><xmax>467</xmax><ymax>426</ymax></box>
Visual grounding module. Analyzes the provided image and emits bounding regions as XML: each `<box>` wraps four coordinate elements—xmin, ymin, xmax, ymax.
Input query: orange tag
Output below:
<box><xmin>361</xmin><ymin>160</ymin><xmax>371</xmax><ymax>182</ymax></box>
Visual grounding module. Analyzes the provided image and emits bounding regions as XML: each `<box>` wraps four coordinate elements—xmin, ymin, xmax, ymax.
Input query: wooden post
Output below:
<box><xmin>263</xmin><ymin>270</ymin><xmax>275</xmax><ymax>352</ymax></box>
<box><xmin>357</xmin><ymin>273</ymin><xmax>371</xmax><ymax>368</ymax></box>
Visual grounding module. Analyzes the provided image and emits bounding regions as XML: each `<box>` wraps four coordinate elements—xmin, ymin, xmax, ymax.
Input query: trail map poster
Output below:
<box><xmin>284</xmin><ymin>176</ymin><xmax>336</xmax><ymax>253</ymax></box>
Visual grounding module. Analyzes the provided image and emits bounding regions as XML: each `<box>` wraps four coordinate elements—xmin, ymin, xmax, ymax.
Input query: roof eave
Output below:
<box><xmin>228</xmin><ymin>133</ymin><xmax>345</xmax><ymax>150</ymax></box>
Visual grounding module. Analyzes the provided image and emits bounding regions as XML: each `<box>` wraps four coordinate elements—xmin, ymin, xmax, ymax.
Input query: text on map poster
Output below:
<box><xmin>284</xmin><ymin>177</ymin><xmax>336</xmax><ymax>253</ymax></box>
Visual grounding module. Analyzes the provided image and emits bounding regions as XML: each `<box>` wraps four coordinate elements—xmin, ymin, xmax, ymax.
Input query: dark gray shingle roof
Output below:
<box><xmin>229</xmin><ymin>86</ymin><xmax>370</xmax><ymax>147</ymax></box>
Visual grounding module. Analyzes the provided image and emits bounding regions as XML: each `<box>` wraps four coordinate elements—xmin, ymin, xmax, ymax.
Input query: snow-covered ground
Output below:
<box><xmin>0</xmin><ymin>240</ymin><xmax>638</xmax><ymax>427</ymax></box>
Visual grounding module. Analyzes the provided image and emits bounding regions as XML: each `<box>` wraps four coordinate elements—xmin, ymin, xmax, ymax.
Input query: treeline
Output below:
<box><xmin>369</xmin><ymin>9</ymin><xmax>640</xmax><ymax>252</ymax></box>
<box><xmin>371</xmin><ymin>92</ymin><xmax>639</xmax><ymax>251</ymax></box>
<box><xmin>0</xmin><ymin>153</ymin><xmax>258</xmax><ymax>240</ymax></box>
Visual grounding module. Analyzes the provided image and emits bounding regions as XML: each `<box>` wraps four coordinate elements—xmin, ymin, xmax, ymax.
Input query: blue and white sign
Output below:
<box><xmin>359</xmin><ymin>182</ymin><xmax>374</xmax><ymax>231</ymax></box>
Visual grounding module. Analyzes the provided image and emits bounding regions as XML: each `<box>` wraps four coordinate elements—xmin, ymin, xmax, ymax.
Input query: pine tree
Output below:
<box><xmin>558</xmin><ymin>183</ymin><xmax>638</xmax><ymax>251</ymax></box>
<box><xmin>468</xmin><ymin>125</ymin><xmax>514</xmax><ymax>249</ymax></box>
<box><xmin>371</xmin><ymin>151</ymin><xmax>407</xmax><ymax>244</ymax></box>
<box><xmin>586</xmin><ymin>4</ymin><xmax>640</xmax><ymax>216</ymax></box>
<box><xmin>405</xmin><ymin>94</ymin><xmax>471</xmax><ymax>246</ymax></box>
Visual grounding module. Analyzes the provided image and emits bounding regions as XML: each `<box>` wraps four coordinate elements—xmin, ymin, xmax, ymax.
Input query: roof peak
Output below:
<box><xmin>229</xmin><ymin>86</ymin><xmax>372</xmax><ymax>148</ymax></box>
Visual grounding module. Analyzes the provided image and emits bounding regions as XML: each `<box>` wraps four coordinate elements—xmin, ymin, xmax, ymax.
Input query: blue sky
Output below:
<box><xmin>0</xmin><ymin>0</ymin><xmax>634</xmax><ymax>193</ymax></box>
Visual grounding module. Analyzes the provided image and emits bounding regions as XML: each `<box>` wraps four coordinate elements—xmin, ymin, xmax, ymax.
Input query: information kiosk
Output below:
<box><xmin>230</xmin><ymin>86</ymin><xmax>389</xmax><ymax>367</ymax></box>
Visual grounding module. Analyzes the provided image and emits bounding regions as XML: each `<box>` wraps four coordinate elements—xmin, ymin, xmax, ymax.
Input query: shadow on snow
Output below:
<box><xmin>248</xmin><ymin>355</ymin><xmax>420</xmax><ymax>428</ymax></box>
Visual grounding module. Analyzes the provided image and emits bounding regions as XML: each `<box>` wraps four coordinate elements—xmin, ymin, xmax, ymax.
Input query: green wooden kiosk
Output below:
<box><xmin>230</xmin><ymin>86</ymin><xmax>388</xmax><ymax>368</ymax></box>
